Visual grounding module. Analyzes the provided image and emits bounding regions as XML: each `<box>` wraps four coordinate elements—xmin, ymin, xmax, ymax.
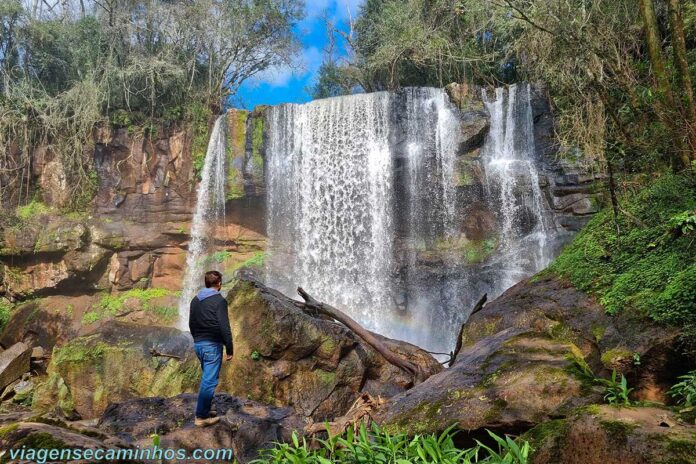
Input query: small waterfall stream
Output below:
<box><xmin>482</xmin><ymin>84</ymin><xmax>552</xmax><ymax>292</ymax></box>
<box><xmin>178</xmin><ymin>115</ymin><xmax>227</xmax><ymax>330</ymax></box>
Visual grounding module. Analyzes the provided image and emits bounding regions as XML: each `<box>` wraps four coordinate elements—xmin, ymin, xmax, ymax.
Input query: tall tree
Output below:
<box><xmin>639</xmin><ymin>0</ymin><xmax>675</xmax><ymax>107</ymax></box>
<box><xmin>640</xmin><ymin>0</ymin><xmax>690</xmax><ymax>169</ymax></box>
<box><xmin>666</xmin><ymin>0</ymin><xmax>696</xmax><ymax>163</ymax></box>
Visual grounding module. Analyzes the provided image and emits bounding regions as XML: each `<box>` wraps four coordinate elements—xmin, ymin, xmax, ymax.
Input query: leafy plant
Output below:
<box><xmin>250</xmin><ymin>350</ymin><xmax>261</xmax><ymax>361</ymax></box>
<box><xmin>669</xmin><ymin>371</ymin><xmax>696</xmax><ymax>407</ymax></box>
<box><xmin>251</xmin><ymin>423</ymin><xmax>530</xmax><ymax>463</ymax></box>
<box><xmin>599</xmin><ymin>370</ymin><xmax>633</xmax><ymax>406</ymax></box>
<box><xmin>15</xmin><ymin>199</ymin><xmax>50</xmax><ymax>220</ymax></box>
<box><xmin>550</xmin><ymin>174</ymin><xmax>696</xmax><ymax>355</ymax></box>
<box><xmin>0</xmin><ymin>300</ymin><xmax>12</xmax><ymax>332</ymax></box>
<box><xmin>668</xmin><ymin>210</ymin><xmax>696</xmax><ymax>236</ymax></box>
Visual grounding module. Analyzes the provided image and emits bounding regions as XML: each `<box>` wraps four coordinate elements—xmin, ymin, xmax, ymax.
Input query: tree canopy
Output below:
<box><xmin>317</xmin><ymin>0</ymin><xmax>696</xmax><ymax>172</ymax></box>
<box><xmin>0</xmin><ymin>0</ymin><xmax>302</xmax><ymax>209</ymax></box>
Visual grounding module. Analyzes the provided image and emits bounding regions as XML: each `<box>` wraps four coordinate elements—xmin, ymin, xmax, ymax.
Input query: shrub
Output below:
<box><xmin>670</xmin><ymin>371</ymin><xmax>696</xmax><ymax>408</ymax></box>
<box><xmin>0</xmin><ymin>300</ymin><xmax>12</xmax><ymax>332</ymax></box>
<box><xmin>599</xmin><ymin>370</ymin><xmax>633</xmax><ymax>406</ymax></box>
<box><xmin>251</xmin><ymin>423</ymin><xmax>530</xmax><ymax>464</ymax></box>
<box><xmin>550</xmin><ymin>173</ymin><xmax>696</xmax><ymax>353</ymax></box>
<box><xmin>15</xmin><ymin>199</ymin><xmax>50</xmax><ymax>220</ymax></box>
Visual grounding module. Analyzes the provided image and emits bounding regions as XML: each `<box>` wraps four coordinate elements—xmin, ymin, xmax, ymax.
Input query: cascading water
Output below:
<box><xmin>178</xmin><ymin>115</ymin><xmax>227</xmax><ymax>330</ymax></box>
<box><xmin>265</xmin><ymin>89</ymin><xmax>461</xmax><ymax>347</ymax></box>
<box><xmin>264</xmin><ymin>83</ymin><xmax>557</xmax><ymax>352</ymax></box>
<box><xmin>265</xmin><ymin>93</ymin><xmax>394</xmax><ymax>333</ymax></box>
<box><xmin>482</xmin><ymin>84</ymin><xmax>552</xmax><ymax>292</ymax></box>
<box><xmin>399</xmin><ymin>88</ymin><xmax>461</xmax><ymax>348</ymax></box>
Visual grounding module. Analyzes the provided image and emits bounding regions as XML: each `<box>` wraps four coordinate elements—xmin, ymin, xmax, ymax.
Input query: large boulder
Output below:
<box><xmin>0</xmin><ymin>420</ymin><xmax>129</xmax><ymax>460</ymax></box>
<box><xmin>0</xmin><ymin>297</ymin><xmax>84</xmax><ymax>351</ymax></box>
<box><xmin>99</xmin><ymin>393</ymin><xmax>305</xmax><ymax>464</ymax></box>
<box><xmin>525</xmin><ymin>405</ymin><xmax>696</xmax><ymax>464</ymax></box>
<box><xmin>376</xmin><ymin>273</ymin><xmax>680</xmax><ymax>434</ymax></box>
<box><xmin>376</xmin><ymin>328</ymin><xmax>592</xmax><ymax>434</ymax></box>
<box><xmin>220</xmin><ymin>277</ymin><xmax>442</xmax><ymax>421</ymax></box>
<box><xmin>33</xmin><ymin>322</ymin><xmax>199</xmax><ymax>419</ymax></box>
<box><xmin>0</xmin><ymin>342</ymin><xmax>32</xmax><ymax>391</ymax></box>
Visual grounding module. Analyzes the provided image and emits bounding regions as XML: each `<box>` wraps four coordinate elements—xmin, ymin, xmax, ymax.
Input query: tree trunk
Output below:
<box><xmin>640</xmin><ymin>0</ymin><xmax>689</xmax><ymax>169</ymax></box>
<box><xmin>295</xmin><ymin>287</ymin><xmax>427</xmax><ymax>384</ymax></box>
<box><xmin>640</xmin><ymin>0</ymin><xmax>675</xmax><ymax>107</ymax></box>
<box><xmin>449</xmin><ymin>294</ymin><xmax>487</xmax><ymax>367</ymax></box>
<box><xmin>666</xmin><ymin>0</ymin><xmax>696</xmax><ymax>165</ymax></box>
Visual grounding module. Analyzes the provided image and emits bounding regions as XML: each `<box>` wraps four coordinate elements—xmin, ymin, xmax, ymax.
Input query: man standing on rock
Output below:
<box><xmin>189</xmin><ymin>270</ymin><xmax>233</xmax><ymax>427</ymax></box>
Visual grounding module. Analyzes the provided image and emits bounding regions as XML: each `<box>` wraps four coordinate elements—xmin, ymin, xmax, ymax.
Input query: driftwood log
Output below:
<box><xmin>294</xmin><ymin>287</ymin><xmax>427</xmax><ymax>384</ymax></box>
<box><xmin>304</xmin><ymin>393</ymin><xmax>384</xmax><ymax>436</ymax></box>
<box><xmin>448</xmin><ymin>293</ymin><xmax>487</xmax><ymax>367</ymax></box>
<box><xmin>149</xmin><ymin>348</ymin><xmax>181</xmax><ymax>360</ymax></box>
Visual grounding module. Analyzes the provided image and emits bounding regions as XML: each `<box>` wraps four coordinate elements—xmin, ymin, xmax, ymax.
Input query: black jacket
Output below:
<box><xmin>189</xmin><ymin>293</ymin><xmax>233</xmax><ymax>355</ymax></box>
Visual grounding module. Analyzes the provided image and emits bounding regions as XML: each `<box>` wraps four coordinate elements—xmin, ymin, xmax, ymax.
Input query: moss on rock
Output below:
<box><xmin>33</xmin><ymin>322</ymin><xmax>198</xmax><ymax>419</ymax></box>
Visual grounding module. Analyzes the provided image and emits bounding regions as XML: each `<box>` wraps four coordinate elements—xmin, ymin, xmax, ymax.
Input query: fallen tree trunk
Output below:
<box><xmin>304</xmin><ymin>393</ymin><xmax>384</xmax><ymax>436</ymax></box>
<box><xmin>449</xmin><ymin>294</ymin><xmax>487</xmax><ymax>367</ymax></box>
<box><xmin>295</xmin><ymin>287</ymin><xmax>427</xmax><ymax>384</ymax></box>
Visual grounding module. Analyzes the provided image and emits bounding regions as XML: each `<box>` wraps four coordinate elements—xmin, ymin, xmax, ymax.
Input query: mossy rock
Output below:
<box><xmin>527</xmin><ymin>405</ymin><xmax>696</xmax><ymax>464</ymax></box>
<box><xmin>378</xmin><ymin>329</ymin><xmax>591</xmax><ymax>435</ymax></box>
<box><xmin>33</xmin><ymin>322</ymin><xmax>199</xmax><ymax>419</ymax></box>
<box><xmin>220</xmin><ymin>276</ymin><xmax>441</xmax><ymax>421</ymax></box>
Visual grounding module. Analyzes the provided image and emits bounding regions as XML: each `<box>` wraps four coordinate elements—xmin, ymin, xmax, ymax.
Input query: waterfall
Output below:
<box><xmin>265</xmin><ymin>93</ymin><xmax>394</xmax><ymax>333</ymax></box>
<box><xmin>400</xmin><ymin>88</ymin><xmax>461</xmax><ymax>348</ymax></box>
<box><xmin>482</xmin><ymin>84</ymin><xmax>551</xmax><ymax>291</ymax></box>
<box><xmin>264</xmin><ymin>84</ymin><xmax>557</xmax><ymax>352</ymax></box>
<box><xmin>265</xmin><ymin>89</ymin><xmax>460</xmax><ymax>346</ymax></box>
<box><xmin>178</xmin><ymin>115</ymin><xmax>227</xmax><ymax>330</ymax></box>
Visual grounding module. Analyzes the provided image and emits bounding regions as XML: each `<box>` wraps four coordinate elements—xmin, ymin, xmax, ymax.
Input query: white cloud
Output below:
<box><xmin>250</xmin><ymin>46</ymin><xmax>324</xmax><ymax>88</ymax></box>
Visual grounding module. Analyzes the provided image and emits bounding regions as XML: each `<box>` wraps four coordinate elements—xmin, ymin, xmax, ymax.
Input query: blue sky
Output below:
<box><xmin>232</xmin><ymin>0</ymin><xmax>363</xmax><ymax>109</ymax></box>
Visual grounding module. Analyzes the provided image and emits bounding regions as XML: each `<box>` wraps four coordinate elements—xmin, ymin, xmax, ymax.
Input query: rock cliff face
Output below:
<box><xmin>0</xmin><ymin>84</ymin><xmax>600</xmax><ymax>311</ymax></box>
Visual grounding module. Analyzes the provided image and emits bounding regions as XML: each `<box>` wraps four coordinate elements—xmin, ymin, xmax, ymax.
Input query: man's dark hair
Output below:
<box><xmin>204</xmin><ymin>270</ymin><xmax>222</xmax><ymax>288</ymax></box>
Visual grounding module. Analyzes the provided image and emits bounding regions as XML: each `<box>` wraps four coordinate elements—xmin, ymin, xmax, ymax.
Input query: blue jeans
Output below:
<box><xmin>194</xmin><ymin>340</ymin><xmax>222</xmax><ymax>419</ymax></box>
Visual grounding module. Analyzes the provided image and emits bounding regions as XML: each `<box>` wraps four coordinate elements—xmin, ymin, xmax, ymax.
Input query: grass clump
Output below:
<box><xmin>15</xmin><ymin>199</ymin><xmax>50</xmax><ymax>220</ymax></box>
<box><xmin>252</xmin><ymin>423</ymin><xmax>530</xmax><ymax>464</ymax></box>
<box><xmin>0</xmin><ymin>300</ymin><xmax>12</xmax><ymax>332</ymax></box>
<box><xmin>83</xmin><ymin>288</ymin><xmax>174</xmax><ymax>324</ymax></box>
<box><xmin>550</xmin><ymin>173</ymin><xmax>696</xmax><ymax>353</ymax></box>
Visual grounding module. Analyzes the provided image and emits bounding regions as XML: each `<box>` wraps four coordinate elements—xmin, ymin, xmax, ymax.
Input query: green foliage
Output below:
<box><xmin>568</xmin><ymin>359</ymin><xmax>633</xmax><ymax>405</ymax></box>
<box><xmin>81</xmin><ymin>310</ymin><xmax>100</xmax><ymax>325</ymax></box>
<box><xmin>670</xmin><ymin>371</ymin><xmax>696</xmax><ymax>408</ymax></box>
<box><xmin>311</xmin><ymin>61</ymin><xmax>354</xmax><ymax>99</ymax></box>
<box><xmin>189</xmin><ymin>101</ymin><xmax>213</xmax><ymax>181</ymax></box>
<box><xmin>110</xmin><ymin>109</ymin><xmax>133</xmax><ymax>128</ymax></box>
<box><xmin>226</xmin><ymin>251</ymin><xmax>267</xmax><ymax>275</ymax></box>
<box><xmin>83</xmin><ymin>288</ymin><xmax>174</xmax><ymax>324</ymax></box>
<box><xmin>53</xmin><ymin>336</ymin><xmax>107</xmax><ymax>365</ymax></box>
<box><xmin>550</xmin><ymin>174</ymin><xmax>696</xmax><ymax>352</ymax></box>
<box><xmin>251</xmin><ymin>350</ymin><xmax>261</xmax><ymax>361</ymax></box>
<box><xmin>668</xmin><ymin>210</ymin><xmax>696</xmax><ymax>236</ymax></box>
<box><xmin>252</xmin><ymin>423</ymin><xmax>530</xmax><ymax>464</ymax></box>
<box><xmin>15</xmin><ymin>199</ymin><xmax>50</xmax><ymax>220</ymax></box>
<box><xmin>202</xmin><ymin>250</ymin><xmax>233</xmax><ymax>265</ymax></box>
<box><xmin>1</xmin><ymin>0</ymin><xmax>302</xmax><ymax>209</ymax></box>
<box><xmin>599</xmin><ymin>370</ymin><xmax>633</xmax><ymax>406</ymax></box>
<box><xmin>0</xmin><ymin>300</ymin><xmax>12</xmax><ymax>332</ymax></box>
